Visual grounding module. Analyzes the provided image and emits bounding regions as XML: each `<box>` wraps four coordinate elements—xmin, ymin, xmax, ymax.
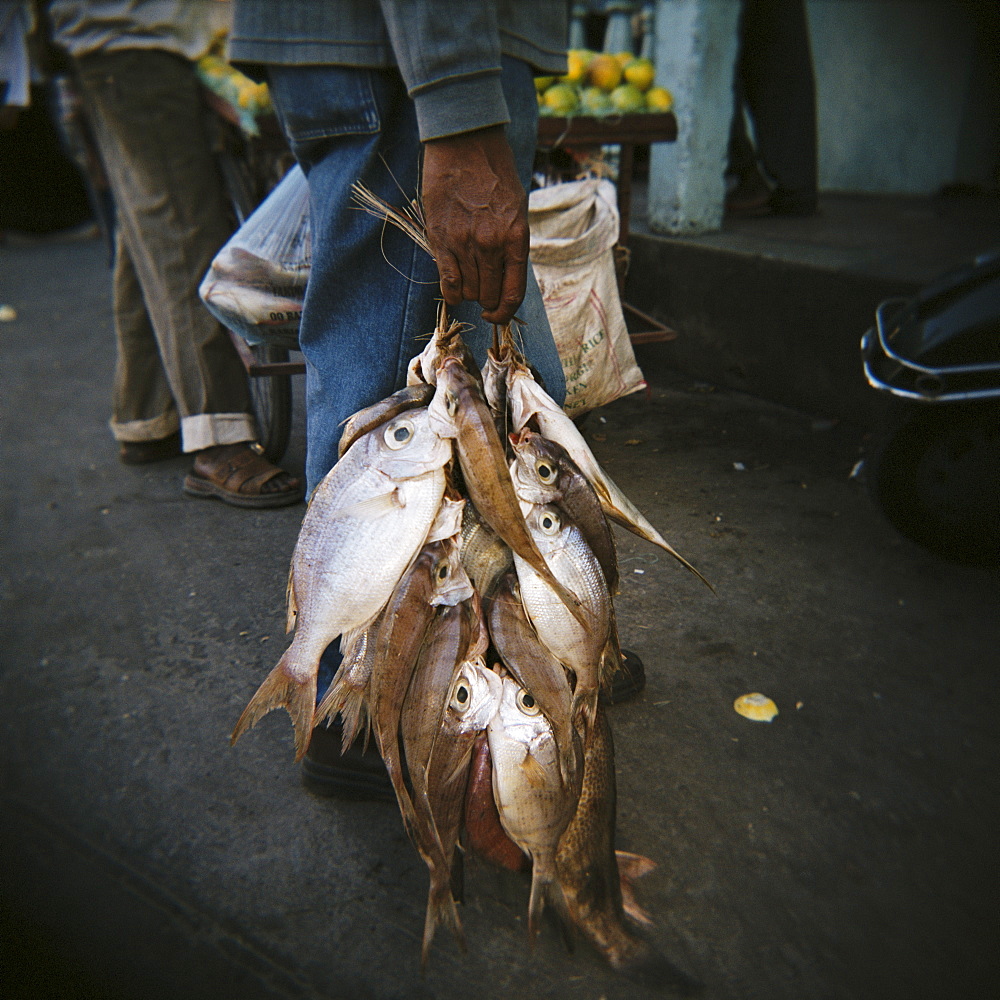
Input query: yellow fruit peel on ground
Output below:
<box><xmin>734</xmin><ymin>693</ymin><xmax>779</xmax><ymax>722</ymax></box>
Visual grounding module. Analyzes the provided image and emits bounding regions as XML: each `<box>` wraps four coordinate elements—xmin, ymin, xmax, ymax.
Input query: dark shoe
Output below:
<box><xmin>769</xmin><ymin>188</ymin><xmax>818</xmax><ymax>217</ymax></box>
<box><xmin>602</xmin><ymin>649</ymin><xmax>646</xmax><ymax>706</ymax></box>
<box><xmin>725</xmin><ymin>170</ymin><xmax>773</xmax><ymax>218</ymax></box>
<box><xmin>119</xmin><ymin>432</ymin><xmax>182</xmax><ymax>465</ymax></box>
<box><xmin>300</xmin><ymin>718</ymin><xmax>396</xmax><ymax>802</ymax></box>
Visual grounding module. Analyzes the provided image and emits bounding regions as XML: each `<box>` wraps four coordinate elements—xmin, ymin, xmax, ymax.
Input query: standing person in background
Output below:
<box><xmin>725</xmin><ymin>0</ymin><xmax>819</xmax><ymax>218</ymax></box>
<box><xmin>47</xmin><ymin>0</ymin><xmax>303</xmax><ymax>507</ymax></box>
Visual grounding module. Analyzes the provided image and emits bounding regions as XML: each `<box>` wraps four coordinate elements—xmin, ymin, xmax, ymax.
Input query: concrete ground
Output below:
<box><xmin>2</xmin><ymin>231</ymin><xmax>999</xmax><ymax>1000</ymax></box>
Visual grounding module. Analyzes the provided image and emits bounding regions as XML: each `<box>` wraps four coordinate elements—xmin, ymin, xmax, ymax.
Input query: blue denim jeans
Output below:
<box><xmin>266</xmin><ymin>58</ymin><xmax>566</xmax><ymax>499</ymax></box>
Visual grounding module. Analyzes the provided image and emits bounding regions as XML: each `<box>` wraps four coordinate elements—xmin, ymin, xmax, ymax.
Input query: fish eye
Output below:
<box><xmin>445</xmin><ymin>392</ymin><xmax>459</xmax><ymax>415</ymax></box>
<box><xmin>538</xmin><ymin>510</ymin><xmax>560</xmax><ymax>534</ymax></box>
<box><xmin>536</xmin><ymin>461</ymin><xmax>555</xmax><ymax>483</ymax></box>
<box><xmin>450</xmin><ymin>678</ymin><xmax>471</xmax><ymax>712</ymax></box>
<box><xmin>516</xmin><ymin>689</ymin><xmax>541</xmax><ymax>716</ymax></box>
<box><xmin>384</xmin><ymin>418</ymin><xmax>414</xmax><ymax>449</ymax></box>
<box><xmin>436</xmin><ymin>563</ymin><xmax>450</xmax><ymax>581</ymax></box>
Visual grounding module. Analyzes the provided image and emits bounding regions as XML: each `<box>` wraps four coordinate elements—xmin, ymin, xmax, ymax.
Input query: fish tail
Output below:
<box><xmin>616</xmin><ymin>851</ymin><xmax>658</xmax><ymax>928</ymax></box>
<box><xmin>527</xmin><ymin>872</ymin><xmax>568</xmax><ymax>944</ymax></box>
<box><xmin>421</xmin><ymin>881</ymin><xmax>466</xmax><ymax>972</ymax></box>
<box><xmin>603</xmin><ymin>505</ymin><xmax>715</xmax><ymax>592</ymax></box>
<box><xmin>230</xmin><ymin>651</ymin><xmax>317</xmax><ymax>761</ymax></box>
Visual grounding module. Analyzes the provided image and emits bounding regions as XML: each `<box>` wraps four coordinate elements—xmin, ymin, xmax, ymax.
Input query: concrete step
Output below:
<box><xmin>623</xmin><ymin>190</ymin><xmax>1000</xmax><ymax>426</ymax></box>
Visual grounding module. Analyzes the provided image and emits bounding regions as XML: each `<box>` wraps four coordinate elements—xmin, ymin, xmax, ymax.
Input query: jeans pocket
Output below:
<box><xmin>267</xmin><ymin>66</ymin><xmax>383</xmax><ymax>165</ymax></box>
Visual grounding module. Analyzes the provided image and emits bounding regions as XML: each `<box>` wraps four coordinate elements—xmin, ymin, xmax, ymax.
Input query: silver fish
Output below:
<box><xmin>513</xmin><ymin>503</ymin><xmax>612</xmax><ymax>725</ymax></box>
<box><xmin>488</xmin><ymin>674</ymin><xmax>580</xmax><ymax>940</ymax></box>
<box><xmin>231</xmin><ymin>407</ymin><xmax>452</xmax><ymax>760</ymax></box>
<box><xmin>506</xmin><ymin>363</ymin><xmax>711</xmax><ymax>591</ymax></box>
<box><xmin>510</xmin><ymin>427</ymin><xmax>619</xmax><ymax>593</ymax></box>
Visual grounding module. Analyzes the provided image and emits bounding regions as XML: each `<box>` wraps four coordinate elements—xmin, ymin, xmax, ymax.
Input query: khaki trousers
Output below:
<box><xmin>75</xmin><ymin>48</ymin><xmax>255</xmax><ymax>452</ymax></box>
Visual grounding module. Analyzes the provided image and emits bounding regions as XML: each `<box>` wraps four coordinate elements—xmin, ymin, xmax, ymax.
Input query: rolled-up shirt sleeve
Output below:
<box><xmin>377</xmin><ymin>0</ymin><xmax>509</xmax><ymax>141</ymax></box>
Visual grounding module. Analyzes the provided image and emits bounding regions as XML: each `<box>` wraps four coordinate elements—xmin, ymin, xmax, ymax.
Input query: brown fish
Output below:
<box><xmin>337</xmin><ymin>382</ymin><xmax>435</xmax><ymax>458</ymax></box>
<box><xmin>460</xmin><ymin>501</ymin><xmax>513</xmax><ymax>600</ymax></box>
<box><xmin>428</xmin><ymin>355</ymin><xmax>590</xmax><ymax>633</ymax></box>
<box><xmin>510</xmin><ymin>427</ymin><xmax>619</xmax><ymax>593</ymax></box>
<box><xmin>369</xmin><ymin>536</ymin><xmax>473</xmax><ymax>824</ymax></box>
<box><xmin>555</xmin><ymin>706</ymin><xmax>701</xmax><ymax>992</ymax></box>
<box><xmin>487</xmin><ymin>571</ymin><xmax>577</xmax><ymax>789</ymax></box>
<box><xmin>402</xmin><ymin>644</ymin><xmax>501</xmax><ymax>967</ymax></box>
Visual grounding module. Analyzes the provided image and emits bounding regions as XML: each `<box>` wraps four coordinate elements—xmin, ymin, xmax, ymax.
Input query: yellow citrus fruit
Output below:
<box><xmin>588</xmin><ymin>53</ymin><xmax>623</xmax><ymax>93</ymax></box>
<box><xmin>561</xmin><ymin>49</ymin><xmax>592</xmax><ymax>85</ymax></box>
<box><xmin>580</xmin><ymin>85</ymin><xmax>613</xmax><ymax>116</ymax></box>
<box><xmin>612</xmin><ymin>51</ymin><xmax>635</xmax><ymax>70</ymax></box>
<box><xmin>608</xmin><ymin>82</ymin><xmax>646</xmax><ymax>113</ymax></box>
<box><xmin>645</xmin><ymin>85</ymin><xmax>674</xmax><ymax>112</ymax></box>
<box><xmin>541</xmin><ymin>82</ymin><xmax>580</xmax><ymax>116</ymax></box>
<box><xmin>535</xmin><ymin>75</ymin><xmax>556</xmax><ymax>93</ymax></box>
<box><xmin>623</xmin><ymin>57</ymin><xmax>655</xmax><ymax>92</ymax></box>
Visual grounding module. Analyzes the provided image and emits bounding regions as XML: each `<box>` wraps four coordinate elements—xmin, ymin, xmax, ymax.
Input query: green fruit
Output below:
<box><xmin>541</xmin><ymin>82</ymin><xmax>580</xmax><ymax>116</ymax></box>
<box><xmin>608</xmin><ymin>83</ymin><xmax>646</xmax><ymax>114</ymax></box>
<box><xmin>580</xmin><ymin>86</ymin><xmax>613</xmax><ymax>116</ymax></box>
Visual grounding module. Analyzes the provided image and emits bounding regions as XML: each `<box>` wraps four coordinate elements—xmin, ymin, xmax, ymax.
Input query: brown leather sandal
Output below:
<box><xmin>183</xmin><ymin>445</ymin><xmax>304</xmax><ymax>508</ymax></box>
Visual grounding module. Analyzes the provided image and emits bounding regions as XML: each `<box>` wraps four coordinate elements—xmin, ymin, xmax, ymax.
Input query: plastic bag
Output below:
<box><xmin>528</xmin><ymin>177</ymin><xmax>646</xmax><ymax>416</ymax></box>
<box><xmin>199</xmin><ymin>165</ymin><xmax>310</xmax><ymax>349</ymax></box>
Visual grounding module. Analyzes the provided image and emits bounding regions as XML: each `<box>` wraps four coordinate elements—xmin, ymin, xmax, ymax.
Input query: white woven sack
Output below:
<box><xmin>528</xmin><ymin>177</ymin><xmax>646</xmax><ymax>416</ymax></box>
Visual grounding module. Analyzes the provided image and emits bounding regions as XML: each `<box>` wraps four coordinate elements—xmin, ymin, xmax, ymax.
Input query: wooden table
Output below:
<box><xmin>535</xmin><ymin>111</ymin><xmax>679</xmax><ymax>344</ymax></box>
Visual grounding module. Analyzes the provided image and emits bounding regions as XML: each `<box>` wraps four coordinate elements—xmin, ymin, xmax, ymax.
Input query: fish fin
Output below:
<box><xmin>616</xmin><ymin>851</ymin><xmax>658</xmax><ymax>928</ymax></box>
<box><xmin>520</xmin><ymin>748</ymin><xmax>549</xmax><ymax>789</ymax></box>
<box><xmin>339</xmin><ymin>687</ymin><xmax>370</xmax><ymax>752</ymax></box>
<box><xmin>421</xmin><ymin>880</ymin><xmax>466</xmax><ymax>973</ymax></box>
<box><xmin>230</xmin><ymin>652</ymin><xmax>317</xmax><ymax>761</ymax></box>
<box><xmin>328</xmin><ymin>489</ymin><xmax>403</xmax><ymax>520</ymax></box>
<box><xmin>284</xmin><ymin>565</ymin><xmax>297</xmax><ymax>634</ymax></box>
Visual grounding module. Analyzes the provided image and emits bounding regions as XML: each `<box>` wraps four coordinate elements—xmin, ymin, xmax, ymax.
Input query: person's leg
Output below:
<box><xmin>75</xmin><ymin>49</ymin><xmax>257</xmax><ymax>449</ymax></box>
<box><xmin>267</xmin><ymin>58</ymin><xmax>565</xmax><ymax>497</ymax></box>
<box><xmin>107</xmin><ymin>224</ymin><xmax>181</xmax><ymax>449</ymax></box>
<box><xmin>738</xmin><ymin>0</ymin><xmax>818</xmax><ymax>214</ymax></box>
<box><xmin>75</xmin><ymin>49</ymin><xmax>301</xmax><ymax>502</ymax></box>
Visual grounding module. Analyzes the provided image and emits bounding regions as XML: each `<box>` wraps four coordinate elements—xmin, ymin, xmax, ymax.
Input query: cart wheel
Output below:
<box><xmin>866</xmin><ymin>403</ymin><xmax>1000</xmax><ymax>565</ymax></box>
<box><xmin>249</xmin><ymin>344</ymin><xmax>293</xmax><ymax>464</ymax></box>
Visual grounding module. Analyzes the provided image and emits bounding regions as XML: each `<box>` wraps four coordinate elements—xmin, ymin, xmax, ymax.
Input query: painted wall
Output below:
<box><xmin>646</xmin><ymin>0</ymin><xmax>1000</xmax><ymax>233</ymax></box>
<box><xmin>808</xmin><ymin>0</ymin><xmax>999</xmax><ymax>195</ymax></box>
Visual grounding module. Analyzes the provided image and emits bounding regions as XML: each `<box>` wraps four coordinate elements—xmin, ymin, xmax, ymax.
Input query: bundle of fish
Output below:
<box><xmin>231</xmin><ymin>319</ymin><xmax>705</xmax><ymax>985</ymax></box>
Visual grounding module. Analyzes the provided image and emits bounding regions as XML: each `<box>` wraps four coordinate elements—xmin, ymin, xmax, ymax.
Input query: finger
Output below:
<box><xmin>480</xmin><ymin>258</ymin><xmax>527</xmax><ymax>325</ymax></box>
<box><xmin>476</xmin><ymin>255</ymin><xmax>503</xmax><ymax>314</ymax></box>
<box><xmin>436</xmin><ymin>249</ymin><xmax>464</xmax><ymax>307</ymax></box>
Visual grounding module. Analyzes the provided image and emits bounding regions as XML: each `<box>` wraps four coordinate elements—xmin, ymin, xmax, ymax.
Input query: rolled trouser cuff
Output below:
<box><xmin>180</xmin><ymin>413</ymin><xmax>256</xmax><ymax>452</ymax></box>
<box><xmin>110</xmin><ymin>411</ymin><xmax>180</xmax><ymax>443</ymax></box>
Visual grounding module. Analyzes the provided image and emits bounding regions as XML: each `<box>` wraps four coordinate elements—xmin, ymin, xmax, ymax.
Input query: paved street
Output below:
<box><xmin>2</xmin><ymin>234</ymin><xmax>998</xmax><ymax>999</ymax></box>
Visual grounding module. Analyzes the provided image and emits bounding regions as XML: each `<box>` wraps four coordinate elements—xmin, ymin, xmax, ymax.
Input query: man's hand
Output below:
<box><xmin>421</xmin><ymin>125</ymin><xmax>529</xmax><ymax>326</ymax></box>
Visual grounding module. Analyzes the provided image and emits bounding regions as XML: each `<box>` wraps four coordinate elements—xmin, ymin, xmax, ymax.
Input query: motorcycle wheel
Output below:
<box><xmin>866</xmin><ymin>402</ymin><xmax>1000</xmax><ymax>565</ymax></box>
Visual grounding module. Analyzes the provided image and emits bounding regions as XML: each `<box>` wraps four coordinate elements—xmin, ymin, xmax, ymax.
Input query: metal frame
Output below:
<box><xmin>861</xmin><ymin>297</ymin><xmax>1000</xmax><ymax>403</ymax></box>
